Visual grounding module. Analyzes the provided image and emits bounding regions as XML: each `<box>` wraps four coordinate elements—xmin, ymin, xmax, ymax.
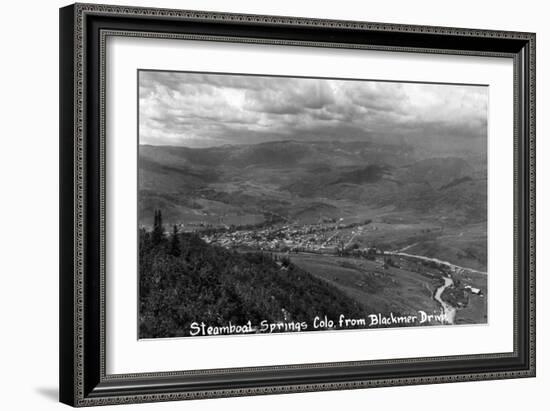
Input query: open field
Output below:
<box><xmin>282</xmin><ymin>253</ymin><xmax>441</xmax><ymax>315</ymax></box>
<box><xmin>279</xmin><ymin>252</ymin><xmax>487</xmax><ymax>326</ymax></box>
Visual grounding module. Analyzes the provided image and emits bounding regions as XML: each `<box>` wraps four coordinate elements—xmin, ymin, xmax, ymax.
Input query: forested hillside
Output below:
<box><xmin>139</xmin><ymin>218</ymin><xmax>366</xmax><ymax>338</ymax></box>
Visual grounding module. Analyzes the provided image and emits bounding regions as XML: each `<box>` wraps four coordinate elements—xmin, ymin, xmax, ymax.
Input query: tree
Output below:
<box><xmin>152</xmin><ymin>209</ymin><xmax>164</xmax><ymax>245</ymax></box>
<box><xmin>170</xmin><ymin>224</ymin><xmax>181</xmax><ymax>257</ymax></box>
<box><xmin>336</xmin><ymin>240</ymin><xmax>346</xmax><ymax>256</ymax></box>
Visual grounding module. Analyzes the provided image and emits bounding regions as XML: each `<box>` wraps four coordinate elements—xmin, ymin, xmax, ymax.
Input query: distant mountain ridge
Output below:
<box><xmin>138</xmin><ymin>140</ymin><xmax>486</xmax><ymax>228</ymax></box>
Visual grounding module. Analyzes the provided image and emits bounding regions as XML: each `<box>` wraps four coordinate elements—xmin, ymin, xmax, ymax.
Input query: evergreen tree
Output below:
<box><xmin>152</xmin><ymin>209</ymin><xmax>164</xmax><ymax>245</ymax></box>
<box><xmin>169</xmin><ymin>224</ymin><xmax>181</xmax><ymax>257</ymax></box>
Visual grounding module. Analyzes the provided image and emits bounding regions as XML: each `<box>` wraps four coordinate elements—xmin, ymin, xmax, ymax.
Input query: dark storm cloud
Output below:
<box><xmin>139</xmin><ymin>71</ymin><xmax>487</xmax><ymax>148</ymax></box>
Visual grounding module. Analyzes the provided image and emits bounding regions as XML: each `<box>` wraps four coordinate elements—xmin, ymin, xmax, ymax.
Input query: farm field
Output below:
<box><xmin>283</xmin><ymin>252</ymin><xmax>487</xmax><ymax>326</ymax></box>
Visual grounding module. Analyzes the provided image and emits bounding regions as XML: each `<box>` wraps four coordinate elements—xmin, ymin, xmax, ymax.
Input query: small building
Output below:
<box><xmin>465</xmin><ymin>285</ymin><xmax>482</xmax><ymax>296</ymax></box>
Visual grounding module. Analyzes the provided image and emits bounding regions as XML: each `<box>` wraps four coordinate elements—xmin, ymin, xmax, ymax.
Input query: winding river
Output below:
<box><xmin>433</xmin><ymin>276</ymin><xmax>456</xmax><ymax>324</ymax></box>
<box><xmin>385</xmin><ymin>250</ymin><xmax>488</xmax><ymax>325</ymax></box>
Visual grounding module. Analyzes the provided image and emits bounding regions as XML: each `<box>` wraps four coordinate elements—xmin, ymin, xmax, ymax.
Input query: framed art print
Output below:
<box><xmin>59</xmin><ymin>3</ymin><xmax>535</xmax><ymax>406</ymax></box>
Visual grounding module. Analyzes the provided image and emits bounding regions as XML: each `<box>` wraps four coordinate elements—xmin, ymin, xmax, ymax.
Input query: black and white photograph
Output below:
<box><xmin>138</xmin><ymin>70</ymin><xmax>488</xmax><ymax>339</ymax></box>
<box><xmin>51</xmin><ymin>1</ymin><xmax>537</xmax><ymax>408</ymax></box>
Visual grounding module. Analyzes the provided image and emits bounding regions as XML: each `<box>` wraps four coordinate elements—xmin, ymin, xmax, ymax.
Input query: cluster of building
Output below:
<box><xmin>199</xmin><ymin>222</ymin><xmax>366</xmax><ymax>254</ymax></box>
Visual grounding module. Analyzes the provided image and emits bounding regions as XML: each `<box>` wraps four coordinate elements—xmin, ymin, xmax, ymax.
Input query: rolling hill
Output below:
<box><xmin>139</xmin><ymin>140</ymin><xmax>486</xmax><ymax>226</ymax></box>
<box><xmin>138</xmin><ymin>139</ymin><xmax>487</xmax><ymax>270</ymax></box>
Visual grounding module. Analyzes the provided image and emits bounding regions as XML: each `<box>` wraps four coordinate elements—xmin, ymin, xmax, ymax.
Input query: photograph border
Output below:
<box><xmin>135</xmin><ymin>68</ymin><xmax>490</xmax><ymax>340</ymax></box>
<box><xmin>59</xmin><ymin>3</ymin><xmax>535</xmax><ymax>407</ymax></box>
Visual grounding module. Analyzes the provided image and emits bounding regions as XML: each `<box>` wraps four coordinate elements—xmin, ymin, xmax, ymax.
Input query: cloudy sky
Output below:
<box><xmin>139</xmin><ymin>70</ymin><xmax>487</xmax><ymax>149</ymax></box>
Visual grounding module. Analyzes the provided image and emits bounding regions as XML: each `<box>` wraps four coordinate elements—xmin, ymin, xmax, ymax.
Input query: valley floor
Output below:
<box><xmin>276</xmin><ymin>252</ymin><xmax>487</xmax><ymax>326</ymax></box>
<box><xmin>198</xmin><ymin>217</ymin><xmax>488</xmax><ymax>327</ymax></box>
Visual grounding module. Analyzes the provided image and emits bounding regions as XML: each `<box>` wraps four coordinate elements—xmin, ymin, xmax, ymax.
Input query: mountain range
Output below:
<box><xmin>138</xmin><ymin>139</ymin><xmax>487</xmax><ymax>230</ymax></box>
